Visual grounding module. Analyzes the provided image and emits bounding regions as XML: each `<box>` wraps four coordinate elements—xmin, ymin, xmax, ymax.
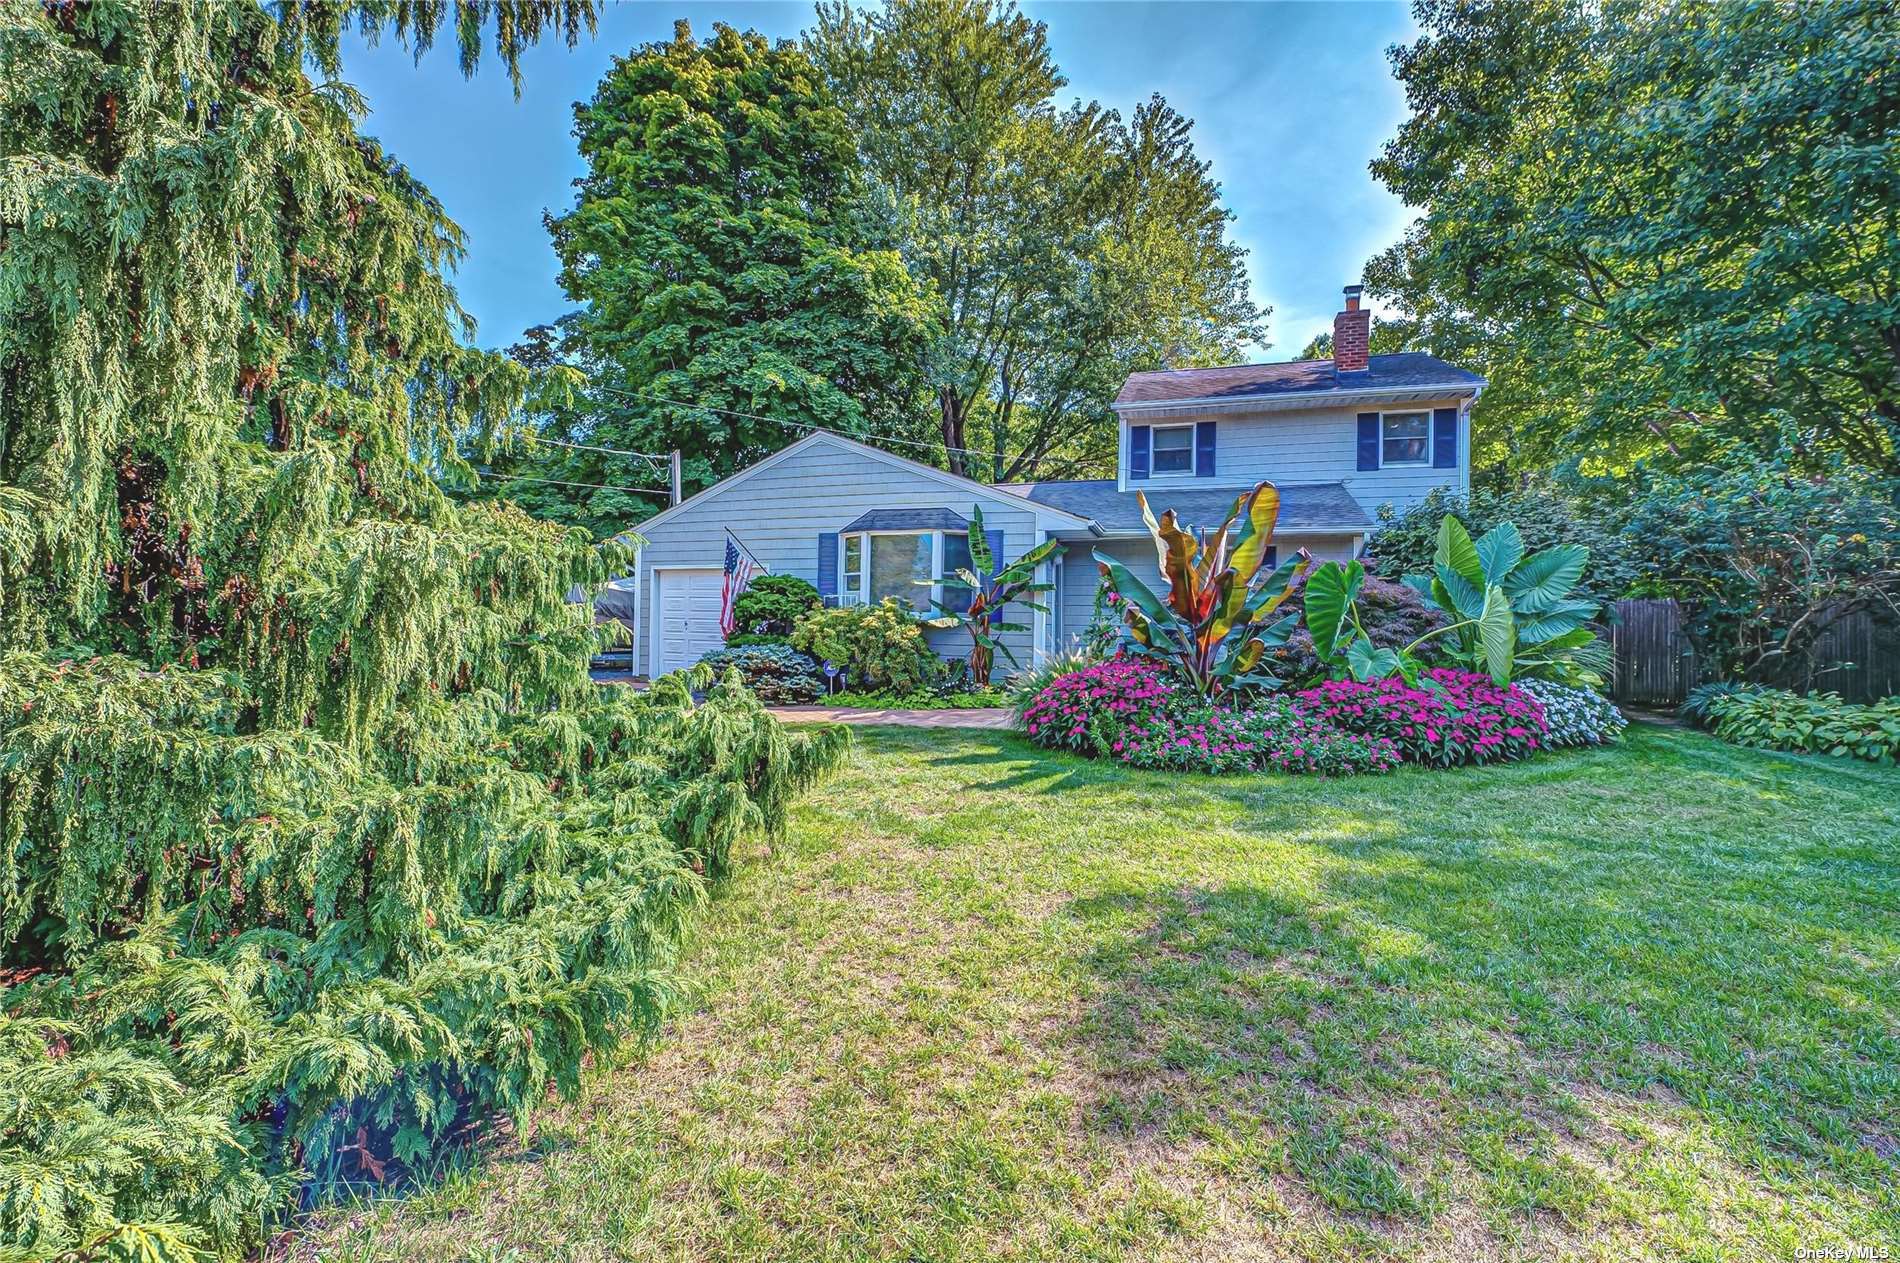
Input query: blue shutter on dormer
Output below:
<box><xmin>1356</xmin><ymin>413</ymin><xmax>1380</xmax><ymax>471</ymax></box>
<box><xmin>986</xmin><ymin>529</ymin><xmax>1006</xmax><ymax>577</ymax></box>
<box><xmin>1194</xmin><ymin>421</ymin><xmax>1216</xmax><ymax>478</ymax></box>
<box><xmin>1432</xmin><ymin>407</ymin><xmax>1458</xmax><ymax>469</ymax></box>
<box><xmin>816</xmin><ymin>532</ymin><xmax>839</xmax><ymax>601</ymax></box>
<box><xmin>1129</xmin><ymin>425</ymin><xmax>1151</xmax><ymax>480</ymax></box>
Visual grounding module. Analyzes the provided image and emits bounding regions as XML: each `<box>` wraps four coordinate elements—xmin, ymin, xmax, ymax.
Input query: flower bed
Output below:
<box><xmin>1019</xmin><ymin>656</ymin><xmax>1558</xmax><ymax>777</ymax></box>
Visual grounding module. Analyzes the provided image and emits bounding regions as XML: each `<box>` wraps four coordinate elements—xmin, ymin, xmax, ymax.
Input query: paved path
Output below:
<box><xmin>768</xmin><ymin>706</ymin><xmax>1014</xmax><ymax>729</ymax></box>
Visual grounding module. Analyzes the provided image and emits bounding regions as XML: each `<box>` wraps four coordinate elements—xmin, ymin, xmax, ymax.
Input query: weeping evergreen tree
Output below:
<box><xmin>0</xmin><ymin>4</ymin><xmax>844</xmax><ymax>1258</ymax></box>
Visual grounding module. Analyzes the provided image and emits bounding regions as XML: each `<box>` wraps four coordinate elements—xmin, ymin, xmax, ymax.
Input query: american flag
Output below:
<box><xmin>719</xmin><ymin>531</ymin><xmax>764</xmax><ymax>637</ymax></box>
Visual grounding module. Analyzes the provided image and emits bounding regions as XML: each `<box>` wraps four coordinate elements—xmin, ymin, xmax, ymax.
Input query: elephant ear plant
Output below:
<box><xmin>1303</xmin><ymin>556</ymin><xmax>1513</xmax><ymax>686</ymax></box>
<box><xmin>922</xmin><ymin>504</ymin><xmax>1062</xmax><ymax>685</ymax></box>
<box><xmin>1094</xmin><ymin>481</ymin><xmax>1310</xmax><ymax>698</ymax></box>
<box><xmin>1405</xmin><ymin>515</ymin><xmax>1609</xmax><ymax>686</ymax></box>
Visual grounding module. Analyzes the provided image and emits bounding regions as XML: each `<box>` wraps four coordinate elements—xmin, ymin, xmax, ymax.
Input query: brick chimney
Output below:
<box><xmin>1334</xmin><ymin>284</ymin><xmax>1370</xmax><ymax>377</ymax></box>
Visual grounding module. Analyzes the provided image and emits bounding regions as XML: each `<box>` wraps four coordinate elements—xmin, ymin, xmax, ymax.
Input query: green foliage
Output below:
<box><xmin>1095</xmin><ymin>483</ymin><xmax>1308</xmax><ymax>698</ymax></box>
<box><xmin>791</xmin><ymin>600</ymin><xmax>942</xmax><ymax>694</ymax></box>
<box><xmin>1268</xmin><ymin>570</ymin><xmax>1447</xmax><ymax>687</ymax></box>
<box><xmin>1679</xmin><ymin>681</ymin><xmax>1766</xmax><ymax>729</ymax></box>
<box><xmin>697</xmin><ymin>644</ymin><xmax>826</xmax><ymax>705</ymax></box>
<box><xmin>920</xmin><ymin>505</ymin><xmax>1061</xmax><ymax>685</ymax></box>
<box><xmin>1619</xmin><ymin>457</ymin><xmax>1900</xmax><ymax>687</ymax></box>
<box><xmin>1301</xmin><ymin>558</ymin><xmax>1477</xmax><ymax>685</ymax></box>
<box><xmin>0</xmin><ymin>4</ymin><xmax>847</xmax><ymax>1258</ymax></box>
<box><xmin>1516</xmin><ymin>680</ymin><xmax>1627</xmax><ymax>748</ymax></box>
<box><xmin>1406</xmin><ymin>516</ymin><xmax>1608</xmax><ymax>686</ymax></box>
<box><xmin>825</xmin><ymin>689</ymin><xmax>1008</xmax><ymax>710</ymax></box>
<box><xmin>505</xmin><ymin>20</ymin><xmax>938</xmax><ymax>536</ymax></box>
<box><xmin>1707</xmin><ymin>689</ymin><xmax>1900</xmax><ymax>765</ymax></box>
<box><xmin>811</xmin><ymin>0</ymin><xmax>1263</xmax><ymax>481</ymax></box>
<box><xmin>729</xmin><ymin>575</ymin><xmax>823</xmax><ymax>641</ymax></box>
<box><xmin>1368</xmin><ymin>0</ymin><xmax>1900</xmax><ymax>476</ymax></box>
<box><xmin>1368</xmin><ymin>485</ymin><xmax>1641</xmax><ymax>609</ymax></box>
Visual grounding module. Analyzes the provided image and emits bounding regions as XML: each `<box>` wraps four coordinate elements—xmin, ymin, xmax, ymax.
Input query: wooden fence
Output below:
<box><xmin>1607</xmin><ymin>597</ymin><xmax>1898</xmax><ymax>707</ymax></box>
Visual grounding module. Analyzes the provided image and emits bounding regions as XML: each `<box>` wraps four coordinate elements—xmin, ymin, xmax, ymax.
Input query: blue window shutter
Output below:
<box><xmin>1432</xmin><ymin>407</ymin><xmax>1458</xmax><ymax>468</ymax></box>
<box><xmin>1194</xmin><ymin>421</ymin><xmax>1216</xmax><ymax>478</ymax></box>
<box><xmin>986</xmin><ymin>529</ymin><xmax>1006</xmax><ymax>577</ymax></box>
<box><xmin>816</xmin><ymin>532</ymin><xmax>839</xmax><ymax>601</ymax></box>
<box><xmin>1129</xmin><ymin>425</ymin><xmax>1151</xmax><ymax>480</ymax></box>
<box><xmin>1356</xmin><ymin>413</ymin><xmax>1380</xmax><ymax>471</ymax></box>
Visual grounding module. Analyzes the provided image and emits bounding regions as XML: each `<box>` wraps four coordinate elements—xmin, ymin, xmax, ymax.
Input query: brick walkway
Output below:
<box><xmin>768</xmin><ymin>706</ymin><xmax>1014</xmax><ymax>729</ymax></box>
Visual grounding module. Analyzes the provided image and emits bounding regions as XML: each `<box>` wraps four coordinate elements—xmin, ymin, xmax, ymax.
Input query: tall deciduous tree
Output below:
<box><xmin>811</xmin><ymin>0</ymin><xmax>1264</xmax><ymax>480</ymax></box>
<box><xmin>1367</xmin><ymin>0</ymin><xmax>1900</xmax><ymax>476</ymax></box>
<box><xmin>535</xmin><ymin>20</ymin><xmax>938</xmax><ymax>532</ymax></box>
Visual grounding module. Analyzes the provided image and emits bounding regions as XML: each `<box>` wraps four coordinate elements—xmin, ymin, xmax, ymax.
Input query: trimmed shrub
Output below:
<box><xmin>697</xmin><ymin>644</ymin><xmax>825</xmax><ymax>704</ymax></box>
<box><xmin>1707</xmin><ymin>688</ymin><xmax>1900</xmax><ymax>764</ymax></box>
<box><xmin>791</xmin><ymin>599</ymin><xmax>941</xmax><ymax>693</ymax></box>
<box><xmin>729</xmin><ymin>574</ymin><xmax>821</xmax><ymax>639</ymax></box>
<box><xmin>723</xmin><ymin>632</ymin><xmax>792</xmax><ymax>649</ymax></box>
<box><xmin>1517</xmin><ymin>680</ymin><xmax>1627</xmax><ymax>747</ymax></box>
<box><xmin>1296</xmin><ymin>670</ymin><xmax>1548</xmax><ymax>767</ymax></box>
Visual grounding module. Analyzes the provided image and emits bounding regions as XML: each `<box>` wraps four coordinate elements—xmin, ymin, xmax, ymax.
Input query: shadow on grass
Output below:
<box><xmin>1046</xmin><ymin>724</ymin><xmax>1900</xmax><ymax>1244</ymax></box>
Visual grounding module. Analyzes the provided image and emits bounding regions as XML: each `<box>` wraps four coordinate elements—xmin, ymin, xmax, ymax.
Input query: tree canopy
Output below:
<box><xmin>517</xmin><ymin>20</ymin><xmax>938</xmax><ymax>536</ymax></box>
<box><xmin>1367</xmin><ymin>0</ymin><xmax>1900</xmax><ymax>478</ymax></box>
<box><xmin>810</xmin><ymin>0</ymin><xmax>1264</xmax><ymax>480</ymax></box>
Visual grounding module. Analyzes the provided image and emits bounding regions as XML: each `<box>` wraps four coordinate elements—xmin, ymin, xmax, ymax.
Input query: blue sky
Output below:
<box><xmin>340</xmin><ymin>1</ymin><xmax>1418</xmax><ymax>361</ymax></box>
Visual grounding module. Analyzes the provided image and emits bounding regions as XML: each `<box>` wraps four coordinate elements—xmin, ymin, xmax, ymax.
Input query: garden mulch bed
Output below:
<box><xmin>768</xmin><ymin>706</ymin><xmax>1013</xmax><ymax>729</ymax></box>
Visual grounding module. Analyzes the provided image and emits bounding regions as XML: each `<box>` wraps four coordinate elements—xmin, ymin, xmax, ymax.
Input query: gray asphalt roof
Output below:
<box><xmin>1115</xmin><ymin>352</ymin><xmax>1484</xmax><ymax>406</ymax></box>
<box><xmin>839</xmin><ymin>507</ymin><xmax>969</xmax><ymax>533</ymax></box>
<box><xmin>1001</xmin><ymin>480</ymin><xmax>1371</xmax><ymax>533</ymax></box>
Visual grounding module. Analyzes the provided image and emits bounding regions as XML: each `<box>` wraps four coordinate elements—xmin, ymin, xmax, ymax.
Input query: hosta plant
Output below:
<box><xmin>1095</xmin><ymin>482</ymin><xmax>1309</xmax><ymax>698</ymax></box>
<box><xmin>921</xmin><ymin>504</ymin><xmax>1062</xmax><ymax>685</ymax></box>
<box><xmin>1405</xmin><ymin>515</ymin><xmax>1609</xmax><ymax>686</ymax></box>
<box><xmin>1707</xmin><ymin>688</ymin><xmax>1900</xmax><ymax>764</ymax></box>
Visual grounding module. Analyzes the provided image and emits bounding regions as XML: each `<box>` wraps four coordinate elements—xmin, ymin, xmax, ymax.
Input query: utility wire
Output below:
<box><xmin>487</xmin><ymin>472</ymin><xmax>675</xmax><ymax>497</ymax></box>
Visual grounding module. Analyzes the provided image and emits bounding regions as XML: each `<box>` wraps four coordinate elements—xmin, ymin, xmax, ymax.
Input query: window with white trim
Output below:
<box><xmin>1150</xmin><ymin>423</ymin><xmax>1194</xmax><ymax>474</ymax></box>
<box><xmin>840</xmin><ymin>531</ymin><xmax>978</xmax><ymax>614</ymax></box>
<box><xmin>1381</xmin><ymin>411</ymin><xmax>1430</xmax><ymax>466</ymax></box>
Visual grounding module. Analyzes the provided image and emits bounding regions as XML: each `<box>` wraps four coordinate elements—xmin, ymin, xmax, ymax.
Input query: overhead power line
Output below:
<box><xmin>487</xmin><ymin>472</ymin><xmax>675</xmax><ymax>497</ymax></box>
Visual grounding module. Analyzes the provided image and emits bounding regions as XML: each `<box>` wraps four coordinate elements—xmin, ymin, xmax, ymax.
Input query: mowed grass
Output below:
<box><xmin>303</xmin><ymin>723</ymin><xmax>1899</xmax><ymax>1262</ymax></box>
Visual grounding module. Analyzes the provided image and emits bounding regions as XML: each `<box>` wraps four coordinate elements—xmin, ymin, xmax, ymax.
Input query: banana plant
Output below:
<box><xmin>920</xmin><ymin>504</ymin><xmax>1062</xmax><ymax>685</ymax></box>
<box><xmin>1304</xmin><ymin>557</ymin><xmax>1512</xmax><ymax>685</ymax></box>
<box><xmin>1403</xmin><ymin>515</ymin><xmax>1607</xmax><ymax>686</ymax></box>
<box><xmin>1093</xmin><ymin>481</ymin><xmax>1310</xmax><ymax>698</ymax></box>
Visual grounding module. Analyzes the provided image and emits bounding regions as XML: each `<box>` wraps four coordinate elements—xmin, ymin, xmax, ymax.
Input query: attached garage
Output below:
<box><xmin>650</xmin><ymin>567</ymin><xmax>724</xmax><ymax>677</ymax></box>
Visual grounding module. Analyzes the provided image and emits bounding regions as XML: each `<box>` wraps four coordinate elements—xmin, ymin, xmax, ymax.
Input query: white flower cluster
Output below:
<box><xmin>1518</xmin><ymin>679</ymin><xmax>1628</xmax><ymax>747</ymax></box>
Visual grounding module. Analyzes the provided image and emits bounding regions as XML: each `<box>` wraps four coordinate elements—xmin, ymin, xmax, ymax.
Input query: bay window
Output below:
<box><xmin>840</xmin><ymin>530</ymin><xmax>979</xmax><ymax>613</ymax></box>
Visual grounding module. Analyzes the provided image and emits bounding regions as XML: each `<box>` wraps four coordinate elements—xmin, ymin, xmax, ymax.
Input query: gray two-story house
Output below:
<box><xmin>618</xmin><ymin>286</ymin><xmax>1484</xmax><ymax>678</ymax></box>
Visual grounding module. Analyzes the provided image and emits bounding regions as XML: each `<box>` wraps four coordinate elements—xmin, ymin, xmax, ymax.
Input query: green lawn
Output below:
<box><xmin>304</xmin><ymin>723</ymin><xmax>1899</xmax><ymax>1262</ymax></box>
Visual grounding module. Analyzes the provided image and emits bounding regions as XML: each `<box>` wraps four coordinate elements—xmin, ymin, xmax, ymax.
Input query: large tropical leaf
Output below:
<box><xmin>1478</xmin><ymin>583</ymin><xmax>1516</xmax><ymax>684</ymax></box>
<box><xmin>967</xmin><ymin>505</ymin><xmax>993</xmax><ymax>573</ymax></box>
<box><xmin>1151</xmin><ymin>508</ymin><xmax>1203</xmax><ymax>617</ymax></box>
<box><xmin>1434</xmin><ymin>514</ymin><xmax>1484</xmax><ymax>587</ymax></box>
<box><xmin>1474</xmin><ymin>521</ymin><xmax>1524</xmax><ymax>586</ymax></box>
<box><xmin>1502</xmin><ymin>545</ymin><xmax>1590</xmax><ymax>613</ymax></box>
<box><xmin>1302</xmin><ymin>560</ymin><xmax>1362</xmax><ymax>659</ymax></box>
<box><xmin>1216</xmin><ymin>482</ymin><xmax>1282</xmax><ymax>622</ymax></box>
<box><xmin>1434</xmin><ymin>562</ymin><xmax>1487</xmax><ymax>620</ymax></box>
<box><xmin>1344</xmin><ymin>638</ymin><xmax>1402</xmax><ymax>682</ymax></box>
<box><xmin>1094</xmin><ymin>555</ymin><xmax>1173</xmax><ymax>631</ymax></box>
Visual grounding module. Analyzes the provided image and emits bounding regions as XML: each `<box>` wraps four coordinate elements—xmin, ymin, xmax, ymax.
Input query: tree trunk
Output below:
<box><xmin>938</xmin><ymin>388</ymin><xmax>966</xmax><ymax>477</ymax></box>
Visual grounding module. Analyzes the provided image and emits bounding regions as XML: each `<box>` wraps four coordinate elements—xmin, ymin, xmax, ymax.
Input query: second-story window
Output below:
<box><xmin>1151</xmin><ymin>424</ymin><xmax>1194</xmax><ymax>474</ymax></box>
<box><xmin>1381</xmin><ymin>412</ymin><xmax>1431</xmax><ymax>466</ymax></box>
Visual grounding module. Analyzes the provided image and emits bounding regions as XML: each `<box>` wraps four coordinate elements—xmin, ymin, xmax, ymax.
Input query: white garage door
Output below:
<box><xmin>654</xmin><ymin>567</ymin><xmax>724</xmax><ymax>678</ymax></box>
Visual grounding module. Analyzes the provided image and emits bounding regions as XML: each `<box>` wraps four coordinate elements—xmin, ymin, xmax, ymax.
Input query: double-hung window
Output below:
<box><xmin>1150</xmin><ymin>424</ymin><xmax>1194</xmax><ymax>475</ymax></box>
<box><xmin>840</xmin><ymin>531</ymin><xmax>977</xmax><ymax>614</ymax></box>
<box><xmin>1380</xmin><ymin>411</ymin><xmax>1430</xmax><ymax>466</ymax></box>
